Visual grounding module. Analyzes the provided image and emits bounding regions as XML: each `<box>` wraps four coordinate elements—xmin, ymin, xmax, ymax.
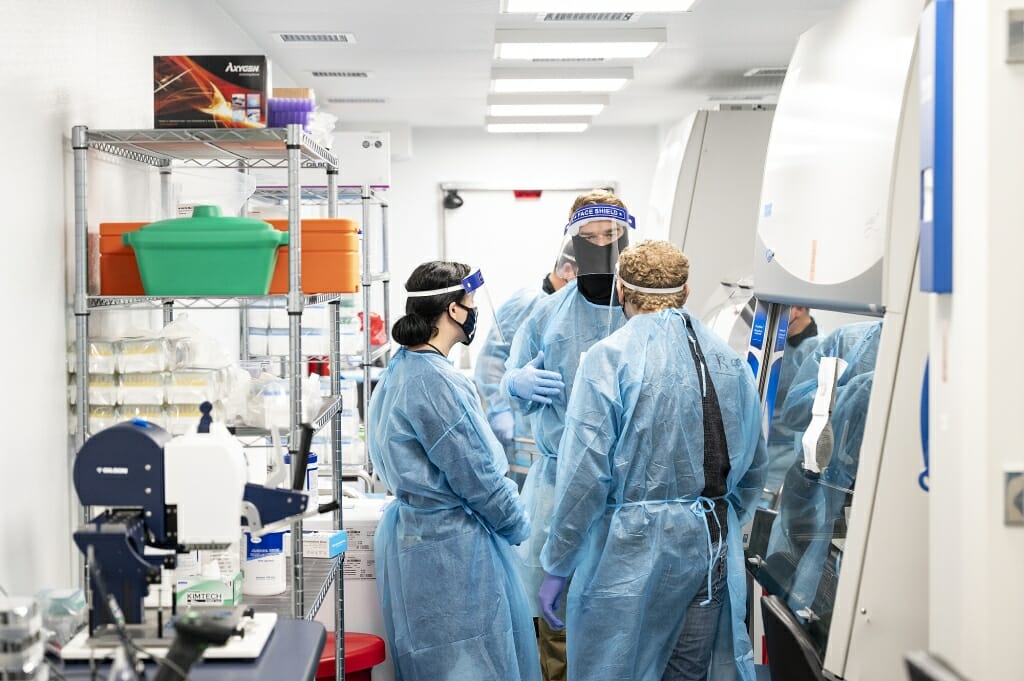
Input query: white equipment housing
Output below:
<box><xmin>750</xmin><ymin>0</ymin><xmax>929</xmax><ymax>678</ymax></box>
<box><xmin>646</xmin><ymin>109</ymin><xmax>774</xmax><ymax>315</ymax></box>
<box><xmin>163</xmin><ymin>423</ymin><xmax>248</xmax><ymax>548</ymax></box>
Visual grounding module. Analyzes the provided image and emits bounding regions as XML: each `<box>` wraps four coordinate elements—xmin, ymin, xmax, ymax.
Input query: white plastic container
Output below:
<box><xmin>284</xmin><ymin>452</ymin><xmax>318</xmax><ymax>497</ymax></box>
<box><xmin>340</xmin><ymin>409</ymin><xmax>360</xmax><ymax>438</ymax></box>
<box><xmin>242</xmin><ymin>531</ymin><xmax>287</xmax><ymax>596</ymax></box>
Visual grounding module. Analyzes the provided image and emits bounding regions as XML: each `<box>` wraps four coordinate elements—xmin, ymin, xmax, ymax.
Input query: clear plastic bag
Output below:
<box><xmin>117</xmin><ymin>337</ymin><xmax>172</xmax><ymax>373</ymax></box>
<box><xmin>244</xmin><ymin>374</ymin><xmax>323</xmax><ymax>429</ymax></box>
<box><xmin>166</xmin><ymin>369</ymin><xmax>222</xmax><ymax>405</ymax></box>
<box><xmin>119</xmin><ymin>372</ymin><xmax>166</xmax><ymax>405</ymax></box>
<box><xmin>69</xmin><ymin>405</ymin><xmax>120</xmax><ymax>435</ymax></box>
<box><xmin>161</xmin><ymin>315</ymin><xmax>231</xmax><ymax>369</ymax></box>
<box><xmin>67</xmin><ymin>340</ymin><xmax>117</xmax><ymax>375</ymax></box>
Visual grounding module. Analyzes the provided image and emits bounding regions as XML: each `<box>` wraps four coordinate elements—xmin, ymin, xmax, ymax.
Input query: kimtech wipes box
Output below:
<box><xmin>154</xmin><ymin>55</ymin><xmax>270</xmax><ymax>128</ymax></box>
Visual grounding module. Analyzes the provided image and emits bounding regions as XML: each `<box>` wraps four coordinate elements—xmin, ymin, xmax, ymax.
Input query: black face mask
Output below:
<box><xmin>572</xmin><ymin>232</ymin><xmax>628</xmax><ymax>306</ymax></box>
<box><xmin>541</xmin><ymin>274</ymin><xmax>556</xmax><ymax>295</ymax></box>
<box><xmin>453</xmin><ymin>303</ymin><xmax>478</xmax><ymax>345</ymax></box>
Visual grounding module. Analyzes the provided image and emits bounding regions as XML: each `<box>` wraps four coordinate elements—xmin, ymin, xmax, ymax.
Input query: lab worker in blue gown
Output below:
<box><xmin>538</xmin><ymin>241</ymin><xmax>768</xmax><ymax>681</ymax></box>
<box><xmin>473</xmin><ymin>244</ymin><xmax>577</xmax><ymax>487</ymax></box>
<box><xmin>367</xmin><ymin>261</ymin><xmax>541</xmax><ymax>681</ymax></box>
<box><xmin>499</xmin><ymin>190</ymin><xmax>633</xmax><ymax>680</ymax></box>
<box><xmin>763</xmin><ymin>321</ymin><xmax>882</xmax><ymax>635</ymax></box>
<box><xmin>764</xmin><ymin>306</ymin><xmax>820</xmax><ymax>497</ymax></box>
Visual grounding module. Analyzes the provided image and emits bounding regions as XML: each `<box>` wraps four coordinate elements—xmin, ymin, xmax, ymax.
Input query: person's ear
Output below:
<box><xmin>681</xmin><ymin>283</ymin><xmax>690</xmax><ymax>305</ymax></box>
<box><xmin>616</xmin><ymin>281</ymin><xmax>626</xmax><ymax>307</ymax></box>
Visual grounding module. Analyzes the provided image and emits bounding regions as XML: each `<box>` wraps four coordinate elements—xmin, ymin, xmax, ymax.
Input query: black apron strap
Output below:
<box><xmin>681</xmin><ymin>313</ymin><xmax>732</xmax><ymax>541</ymax></box>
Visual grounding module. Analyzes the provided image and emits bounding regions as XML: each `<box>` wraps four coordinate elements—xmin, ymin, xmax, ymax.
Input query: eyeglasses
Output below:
<box><xmin>576</xmin><ymin>224</ymin><xmax>625</xmax><ymax>244</ymax></box>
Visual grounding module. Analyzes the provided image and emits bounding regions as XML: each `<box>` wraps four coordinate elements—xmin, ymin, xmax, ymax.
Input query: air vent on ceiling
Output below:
<box><xmin>275</xmin><ymin>32</ymin><xmax>355</xmax><ymax>44</ymax></box>
<box><xmin>326</xmin><ymin>97</ymin><xmax>387</xmax><ymax>104</ymax></box>
<box><xmin>531</xmin><ymin>57</ymin><xmax>606</xmax><ymax>63</ymax></box>
<box><xmin>743</xmin><ymin>67</ymin><xmax>788</xmax><ymax>78</ymax></box>
<box><xmin>540</xmin><ymin>12</ymin><xmax>636</xmax><ymax>22</ymax></box>
<box><xmin>311</xmin><ymin>70</ymin><xmax>370</xmax><ymax>78</ymax></box>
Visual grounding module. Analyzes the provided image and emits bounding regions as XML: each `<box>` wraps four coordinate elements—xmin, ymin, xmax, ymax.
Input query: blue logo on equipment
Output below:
<box><xmin>765</xmin><ymin>249</ymin><xmax>775</xmax><ymax>263</ymax></box>
<box><xmin>763</xmin><ymin>202</ymin><xmax>773</xmax><ymax>218</ymax></box>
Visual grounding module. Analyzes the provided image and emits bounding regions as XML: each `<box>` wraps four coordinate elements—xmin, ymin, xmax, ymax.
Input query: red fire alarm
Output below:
<box><xmin>513</xmin><ymin>189</ymin><xmax>543</xmax><ymax>200</ymax></box>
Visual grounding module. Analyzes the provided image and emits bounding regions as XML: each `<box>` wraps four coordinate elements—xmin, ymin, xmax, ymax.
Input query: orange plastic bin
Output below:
<box><xmin>317</xmin><ymin>632</ymin><xmax>386</xmax><ymax>681</ymax></box>
<box><xmin>99</xmin><ymin>222</ymin><xmax>148</xmax><ymax>295</ymax></box>
<box><xmin>267</xmin><ymin>218</ymin><xmax>360</xmax><ymax>294</ymax></box>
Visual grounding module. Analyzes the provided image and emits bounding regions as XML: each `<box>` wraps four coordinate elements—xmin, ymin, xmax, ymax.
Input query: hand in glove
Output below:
<box><xmin>507</xmin><ymin>352</ymin><xmax>564</xmax><ymax>405</ymax></box>
<box><xmin>538</xmin><ymin>572</ymin><xmax>567</xmax><ymax>630</ymax></box>
<box><xmin>488</xmin><ymin>410</ymin><xmax>515</xmax><ymax>447</ymax></box>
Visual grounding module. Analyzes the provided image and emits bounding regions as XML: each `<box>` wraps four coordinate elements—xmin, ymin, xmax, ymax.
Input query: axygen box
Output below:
<box><xmin>154</xmin><ymin>55</ymin><xmax>270</xmax><ymax>128</ymax></box>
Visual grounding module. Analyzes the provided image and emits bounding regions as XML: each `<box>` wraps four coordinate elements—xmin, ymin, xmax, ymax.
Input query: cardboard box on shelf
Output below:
<box><xmin>343</xmin><ymin>520</ymin><xmax>378</xmax><ymax>552</ymax></box>
<box><xmin>342</xmin><ymin>551</ymin><xmax>376</xmax><ymax>580</ymax></box>
<box><xmin>302</xmin><ymin>530</ymin><xmax>348</xmax><ymax>559</ymax></box>
<box><xmin>175</xmin><ymin>571</ymin><xmax>244</xmax><ymax>607</ymax></box>
<box><xmin>272</xmin><ymin>87</ymin><xmax>315</xmax><ymax>100</ymax></box>
<box><xmin>154</xmin><ymin>55</ymin><xmax>270</xmax><ymax>129</ymax></box>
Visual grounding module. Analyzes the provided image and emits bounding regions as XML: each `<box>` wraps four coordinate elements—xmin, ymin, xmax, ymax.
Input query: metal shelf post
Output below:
<box><xmin>286</xmin><ymin>124</ymin><xmax>305</xmax><ymax>620</ymax></box>
<box><xmin>361</xmin><ymin>187</ymin><xmax>373</xmax><ymax>477</ymax></box>
<box><xmin>71</xmin><ymin>125</ymin><xmax>90</xmax><ymax>591</ymax></box>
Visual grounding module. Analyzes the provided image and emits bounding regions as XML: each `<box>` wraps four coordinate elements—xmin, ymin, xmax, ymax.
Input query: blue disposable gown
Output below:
<box><xmin>500</xmin><ymin>280</ymin><xmax>627</xmax><ymax>614</ymax></box>
<box><xmin>767</xmin><ymin>371</ymin><xmax>875</xmax><ymax>621</ymax></box>
<box><xmin>473</xmin><ymin>287</ymin><xmax>545</xmax><ymax>470</ymax></box>
<box><xmin>765</xmin><ymin>335</ymin><xmax>821</xmax><ymax>493</ymax></box>
<box><xmin>368</xmin><ymin>347</ymin><xmax>541</xmax><ymax>681</ymax></box>
<box><xmin>766</xmin><ymin>321</ymin><xmax>882</xmax><ymax>617</ymax></box>
<box><xmin>777</xmin><ymin>321</ymin><xmax>882</xmax><ymax>435</ymax></box>
<box><xmin>540</xmin><ymin>309</ymin><xmax>767</xmax><ymax>681</ymax></box>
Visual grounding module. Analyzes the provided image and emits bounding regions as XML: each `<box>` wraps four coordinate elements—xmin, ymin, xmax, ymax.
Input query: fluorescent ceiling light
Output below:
<box><xmin>485</xmin><ymin>115</ymin><xmax>591</xmax><ymax>132</ymax></box>
<box><xmin>493</xmin><ymin>78</ymin><xmax>627</xmax><ymax>92</ymax></box>
<box><xmin>498</xmin><ymin>42</ymin><xmax>658</xmax><ymax>59</ymax></box>
<box><xmin>494</xmin><ymin>28</ymin><xmax>665</xmax><ymax>60</ymax></box>
<box><xmin>491</xmin><ymin>67</ymin><xmax>633</xmax><ymax>93</ymax></box>
<box><xmin>503</xmin><ymin>0</ymin><xmax>698</xmax><ymax>12</ymax></box>
<box><xmin>490</xmin><ymin>103</ymin><xmax>605</xmax><ymax>116</ymax></box>
<box><xmin>487</xmin><ymin>93</ymin><xmax>608</xmax><ymax>116</ymax></box>
<box><xmin>488</xmin><ymin>123</ymin><xmax>590</xmax><ymax>133</ymax></box>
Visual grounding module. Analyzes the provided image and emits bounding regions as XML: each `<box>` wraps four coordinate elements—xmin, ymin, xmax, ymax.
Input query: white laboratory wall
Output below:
<box><xmin>0</xmin><ymin>0</ymin><xmax>280</xmax><ymax>595</ymax></box>
<box><xmin>383</xmin><ymin>126</ymin><xmax>660</xmax><ymax>324</ymax></box>
<box><xmin>928</xmin><ymin>0</ymin><xmax>1024</xmax><ymax>678</ymax></box>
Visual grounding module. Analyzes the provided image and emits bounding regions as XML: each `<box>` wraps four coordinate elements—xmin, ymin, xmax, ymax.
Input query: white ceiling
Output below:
<box><xmin>213</xmin><ymin>0</ymin><xmax>844</xmax><ymax>130</ymax></box>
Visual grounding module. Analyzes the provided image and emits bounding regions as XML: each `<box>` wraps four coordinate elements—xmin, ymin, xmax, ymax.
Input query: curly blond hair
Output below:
<box><xmin>617</xmin><ymin>240</ymin><xmax>689</xmax><ymax>312</ymax></box>
<box><xmin>570</xmin><ymin>188</ymin><xmax>626</xmax><ymax>217</ymax></box>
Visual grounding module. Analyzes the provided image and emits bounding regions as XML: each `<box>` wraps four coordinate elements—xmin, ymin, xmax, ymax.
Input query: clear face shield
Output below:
<box><xmin>405</xmin><ymin>267</ymin><xmax>503</xmax><ymax>346</ymax></box>
<box><xmin>563</xmin><ymin>204</ymin><xmax>635</xmax><ymax>307</ymax></box>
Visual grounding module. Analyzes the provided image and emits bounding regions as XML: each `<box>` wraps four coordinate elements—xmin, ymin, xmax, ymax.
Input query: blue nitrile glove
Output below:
<box><xmin>538</xmin><ymin>572</ymin><xmax>567</xmax><ymax>629</ymax></box>
<box><xmin>488</xmin><ymin>410</ymin><xmax>515</xmax><ymax>447</ymax></box>
<box><xmin>507</xmin><ymin>352</ymin><xmax>565</xmax><ymax>405</ymax></box>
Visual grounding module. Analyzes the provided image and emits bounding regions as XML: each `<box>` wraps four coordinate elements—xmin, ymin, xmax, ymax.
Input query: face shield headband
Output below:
<box><xmin>405</xmin><ymin>268</ymin><xmax>500</xmax><ymax>345</ymax></box>
<box><xmin>615</xmin><ymin>264</ymin><xmax>687</xmax><ymax>295</ymax></box>
<box><xmin>405</xmin><ymin>268</ymin><xmax>486</xmax><ymax>298</ymax></box>
<box><xmin>564</xmin><ymin>204</ymin><xmax>636</xmax><ymax>238</ymax></box>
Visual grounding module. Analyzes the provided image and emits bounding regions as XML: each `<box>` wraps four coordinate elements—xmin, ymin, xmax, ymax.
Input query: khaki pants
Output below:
<box><xmin>536</xmin><ymin>617</ymin><xmax>567</xmax><ymax>681</ymax></box>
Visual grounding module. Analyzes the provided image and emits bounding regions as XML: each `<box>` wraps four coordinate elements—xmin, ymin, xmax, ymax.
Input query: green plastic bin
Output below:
<box><xmin>123</xmin><ymin>205</ymin><xmax>288</xmax><ymax>296</ymax></box>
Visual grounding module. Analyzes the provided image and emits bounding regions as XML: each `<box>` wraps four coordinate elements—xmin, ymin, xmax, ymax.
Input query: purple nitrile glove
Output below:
<box><xmin>538</xmin><ymin>572</ymin><xmax>567</xmax><ymax>630</ymax></box>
